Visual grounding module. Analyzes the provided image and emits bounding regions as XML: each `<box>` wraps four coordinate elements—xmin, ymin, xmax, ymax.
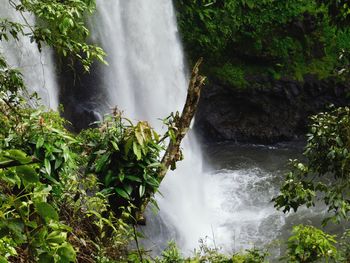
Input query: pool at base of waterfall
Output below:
<box><xmin>139</xmin><ymin>141</ymin><xmax>347</xmax><ymax>261</ymax></box>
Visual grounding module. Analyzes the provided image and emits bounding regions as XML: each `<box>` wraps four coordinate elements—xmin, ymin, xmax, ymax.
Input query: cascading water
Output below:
<box><xmin>0</xmin><ymin>0</ymin><xmax>58</xmax><ymax>109</ymax></box>
<box><xmin>91</xmin><ymin>0</ymin><xmax>225</xmax><ymax>251</ymax></box>
<box><xmin>1</xmin><ymin>0</ymin><xmax>335</xmax><ymax>257</ymax></box>
<box><xmin>91</xmin><ymin>0</ymin><xmax>289</xmax><ymax>253</ymax></box>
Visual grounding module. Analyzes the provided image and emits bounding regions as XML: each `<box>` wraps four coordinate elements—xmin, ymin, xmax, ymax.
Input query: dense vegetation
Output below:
<box><xmin>175</xmin><ymin>0</ymin><xmax>350</xmax><ymax>86</ymax></box>
<box><xmin>1</xmin><ymin>0</ymin><xmax>350</xmax><ymax>262</ymax></box>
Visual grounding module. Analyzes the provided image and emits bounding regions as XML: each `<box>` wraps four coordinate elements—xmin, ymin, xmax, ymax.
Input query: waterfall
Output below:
<box><xmin>91</xmin><ymin>0</ymin><xmax>230</xmax><ymax>251</ymax></box>
<box><xmin>0</xmin><ymin>1</ymin><xmax>58</xmax><ymax>109</ymax></box>
<box><xmin>91</xmin><ymin>0</ymin><xmax>289</xmax><ymax>254</ymax></box>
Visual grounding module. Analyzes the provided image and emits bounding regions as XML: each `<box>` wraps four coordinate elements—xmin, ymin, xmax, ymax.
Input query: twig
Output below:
<box><xmin>133</xmin><ymin>224</ymin><xmax>144</xmax><ymax>263</ymax></box>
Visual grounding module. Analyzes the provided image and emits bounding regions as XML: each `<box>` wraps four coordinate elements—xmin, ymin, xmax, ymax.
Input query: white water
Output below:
<box><xmin>0</xmin><ymin>1</ymin><xmax>58</xmax><ymax>109</ymax></box>
<box><xmin>0</xmin><ymin>0</ymin><xmax>340</xmax><ymax>255</ymax></box>
<box><xmin>92</xmin><ymin>0</ymin><xmax>286</xmax><ymax>254</ymax></box>
<box><xmin>92</xmin><ymin>0</ymin><xmax>224</xmax><ymax>250</ymax></box>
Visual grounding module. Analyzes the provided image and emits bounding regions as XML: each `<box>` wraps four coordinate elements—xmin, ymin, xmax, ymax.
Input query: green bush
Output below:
<box><xmin>273</xmin><ymin>106</ymin><xmax>350</xmax><ymax>223</ymax></box>
<box><xmin>175</xmin><ymin>0</ymin><xmax>350</xmax><ymax>85</ymax></box>
<box><xmin>212</xmin><ymin>63</ymin><xmax>247</xmax><ymax>88</ymax></box>
<box><xmin>284</xmin><ymin>225</ymin><xmax>337</xmax><ymax>263</ymax></box>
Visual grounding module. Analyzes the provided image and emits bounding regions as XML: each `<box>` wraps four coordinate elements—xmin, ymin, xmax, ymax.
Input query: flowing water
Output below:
<box><xmin>2</xmin><ymin>0</ymin><xmax>344</xmax><ymax>257</ymax></box>
<box><xmin>91</xmin><ymin>0</ymin><xmax>298</xmax><ymax>254</ymax></box>
<box><xmin>91</xmin><ymin>0</ymin><xmax>235</xmax><ymax>252</ymax></box>
<box><xmin>90</xmin><ymin>1</ymin><xmax>348</xmax><ymax>255</ymax></box>
<box><xmin>0</xmin><ymin>0</ymin><xmax>58</xmax><ymax>109</ymax></box>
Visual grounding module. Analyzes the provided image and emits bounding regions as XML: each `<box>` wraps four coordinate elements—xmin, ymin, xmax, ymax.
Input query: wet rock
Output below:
<box><xmin>195</xmin><ymin>76</ymin><xmax>350</xmax><ymax>144</ymax></box>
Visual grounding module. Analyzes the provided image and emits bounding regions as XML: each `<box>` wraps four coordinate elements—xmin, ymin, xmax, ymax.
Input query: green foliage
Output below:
<box><xmin>155</xmin><ymin>241</ymin><xmax>184</xmax><ymax>263</ymax></box>
<box><xmin>231</xmin><ymin>249</ymin><xmax>268</xmax><ymax>263</ymax></box>
<box><xmin>273</xmin><ymin>106</ymin><xmax>350</xmax><ymax>223</ymax></box>
<box><xmin>151</xmin><ymin>239</ymin><xmax>268</xmax><ymax>263</ymax></box>
<box><xmin>284</xmin><ymin>225</ymin><xmax>337</xmax><ymax>263</ymax></box>
<box><xmin>0</xmin><ymin>55</ymin><xmax>25</xmax><ymax>105</ymax></box>
<box><xmin>153</xmin><ymin>240</ymin><xmax>268</xmax><ymax>263</ymax></box>
<box><xmin>338</xmin><ymin>229</ymin><xmax>350</xmax><ymax>262</ymax></box>
<box><xmin>0</xmin><ymin>148</ymin><xmax>76</xmax><ymax>262</ymax></box>
<box><xmin>79</xmin><ymin>112</ymin><xmax>163</xmax><ymax>217</ymax></box>
<box><xmin>175</xmin><ymin>0</ymin><xmax>350</xmax><ymax>85</ymax></box>
<box><xmin>0</xmin><ymin>0</ymin><xmax>159</xmax><ymax>261</ymax></box>
<box><xmin>2</xmin><ymin>0</ymin><xmax>105</xmax><ymax>71</ymax></box>
<box><xmin>0</xmin><ymin>100</ymin><xmax>136</xmax><ymax>261</ymax></box>
<box><xmin>211</xmin><ymin>63</ymin><xmax>247</xmax><ymax>88</ymax></box>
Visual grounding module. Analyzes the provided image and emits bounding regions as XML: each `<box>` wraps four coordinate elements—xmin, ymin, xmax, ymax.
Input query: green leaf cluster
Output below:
<box><xmin>151</xmin><ymin>240</ymin><xmax>268</xmax><ymax>263</ymax></box>
<box><xmin>0</xmin><ymin>148</ymin><xmax>76</xmax><ymax>262</ymax></box>
<box><xmin>79</xmin><ymin>113</ymin><xmax>163</xmax><ymax>218</ymax></box>
<box><xmin>2</xmin><ymin>0</ymin><xmax>105</xmax><ymax>71</ymax></box>
<box><xmin>284</xmin><ymin>225</ymin><xmax>337</xmax><ymax>263</ymax></box>
<box><xmin>0</xmin><ymin>99</ymin><xmax>138</xmax><ymax>261</ymax></box>
<box><xmin>273</xmin><ymin>106</ymin><xmax>350</xmax><ymax>224</ymax></box>
<box><xmin>175</xmin><ymin>0</ymin><xmax>350</xmax><ymax>86</ymax></box>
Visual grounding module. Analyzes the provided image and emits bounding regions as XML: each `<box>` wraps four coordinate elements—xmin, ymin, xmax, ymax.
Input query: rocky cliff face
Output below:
<box><xmin>195</xmin><ymin>76</ymin><xmax>350</xmax><ymax>144</ymax></box>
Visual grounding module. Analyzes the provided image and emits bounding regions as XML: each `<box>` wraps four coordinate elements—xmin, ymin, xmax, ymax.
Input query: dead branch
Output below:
<box><xmin>137</xmin><ymin>58</ymin><xmax>206</xmax><ymax>221</ymax></box>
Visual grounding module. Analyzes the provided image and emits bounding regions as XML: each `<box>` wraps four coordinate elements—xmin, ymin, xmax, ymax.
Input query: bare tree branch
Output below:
<box><xmin>137</xmin><ymin>58</ymin><xmax>206</xmax><ymax>222</ymax></box>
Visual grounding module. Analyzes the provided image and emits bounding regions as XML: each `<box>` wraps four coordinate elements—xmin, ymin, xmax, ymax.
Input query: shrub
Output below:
<box><xmin>284</xmin><ymin>225</ymin><xmax>337</xmax><ymax>263</ymax></box>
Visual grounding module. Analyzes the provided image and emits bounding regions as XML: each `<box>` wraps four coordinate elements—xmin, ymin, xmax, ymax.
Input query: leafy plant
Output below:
<box><xmin>0</xmin><ymin>149</ymin><xmax>76</xmax><ymax>262</ymax></box>
<box><xmin>80</xmin><ymin>112</ymin><xmax>163</xmax><ymax>219</ymax></box>
<box><xmin>4</xmin><ymin>0</ymin><xmax>106</xmax><ymax>71</ymax></box>
<box><xmin>175</xmin><ymin>0</ymin><xmax>350</xmax><ymax>85</ymax></box>
<box><xmin>273</xmin><ymin>106</ymin><xmax>350</xmax><ymax>224</ymax></box>
<box><xmin>155</xmin><ymin>241</ymin><xmax>184</xmax><ymax>263</ymax></box>
<box><xmin>284</xmin><ymin>225</ymin><xmax>337</xmax><ymax>263</ymax></box>
<box><xmin>338</xmin><ymin>228</ymin><xmax>350</xmax><ymax>262</ymax></box>
<box><xmin>212</xmin><ymin>63</ymin><xmax>247</xmax><ymax>88</ymax></box>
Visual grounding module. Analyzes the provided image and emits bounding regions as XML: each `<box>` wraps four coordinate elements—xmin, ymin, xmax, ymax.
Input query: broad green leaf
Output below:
<box><xmin>115</xmin><ymin>187</ymin><xmax>129</xmax><ymax>199</ymax></box>
<box><xmin>38</xmin><ymin>253</ymin><xmax>55</xmax><ymax>263</ymax></box>
<box><xmin>7</xmin><ymin>219</ymin><xmax>26</xmax><ymax>243</ymax></box>
<box><xmin>36</xmin><ymin>137</ymin><xmax>45</xmax><ymax>148</ymax></box>
<box><xmin>0</xmin><ymin>170</ymin><xmax>21</xmax><ymax>187</ymax></box>
<box><xmin>139</xmin><ymin>185</ymin><xmax>145</xmax><ymax>197</ymax></box>
<box><xmin>57</xmin><ymin>243</ymin><xmax>76</xmax><ymax>262</ymax></box>
<box><xmin>125</xmin><ymin>175</ymin><xmax>142</xmax><ymax>183</ymax></box>
<box><xmin>44</xmin><ymin>159</ymin><xmax>51</xmax><ymax>175</ymax></box>
<box><xmin>111</xmin><ymin>141</ymin><xmax>119</xmax><ymax>151</ymax></box>
<box><xmin>124</xmin><ymin>138</ymin><xmax>133</xmax><ymax>156</ymax></box>
<box><xmin>95</xmin><ymin>153</ymin><xmax>110</xmax><ymax>173</ymax></box>
<box><xmin>123</xmin><ymin>184</ymin><xmax>133</xmax><ymax>196</ymax></box>
<box><xmin>147</xmin><ymin>162</ymin><xmax>161</xmax><ymax>168</ymax></box>
<box><xmin>152</xmin><ymin>130</ymin><xmax>160</xmax><ymax>141</ymax></box>
<box><xmin>145</xmin><ymin>176</ymin><xmax>160</xmax><ymax>188</ymax></box>
<box><xmin>46</xmin><ymin>230</ymin><xmax>67</xmax><ymax>244</ymax></box>
<box><xmin>135</xmin><ymin>130</ymin><xmax>144</xmax><ymax>146</ymax></box>
<box><xmin>25</xmin><ymin>220</ymin><xmax>38</xmax><ymax>229</ymax></box>
<box><xmin>16</xmin><ymin>165</ymin><xmax>39</xmax><ymax>183</ymax></box>
<box><xmin>4</xmin><ymin>150</ymin><xmax>32</xmax><ymax>164</ymax></box>
<box><xmin>104</xmin><ymin>170</ymin><xmax>115</xmax><ymax>186</ymax></box>
<box><xmin>168</xmin><ymin>129</ymin><xmax>176</xmax><ymax>143</ymax></box>
<box><xmin>54</xmin><ymin>158</ymin><xmax>63</xmax><ymax>170</ymax></box>
<box><xmin>133</xmin><ymin>141</ymin><xmax>142</xmax><ymax>160</ymax></box>
<box><xmin>0</xmin><ymin>157</ymin><xmax>14</xmax><ymax>167</ymax></box>
<box><xmin>35</xmin><ymin>202</ymin><xmax>59</xmax><ymax>221</ymax></box>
